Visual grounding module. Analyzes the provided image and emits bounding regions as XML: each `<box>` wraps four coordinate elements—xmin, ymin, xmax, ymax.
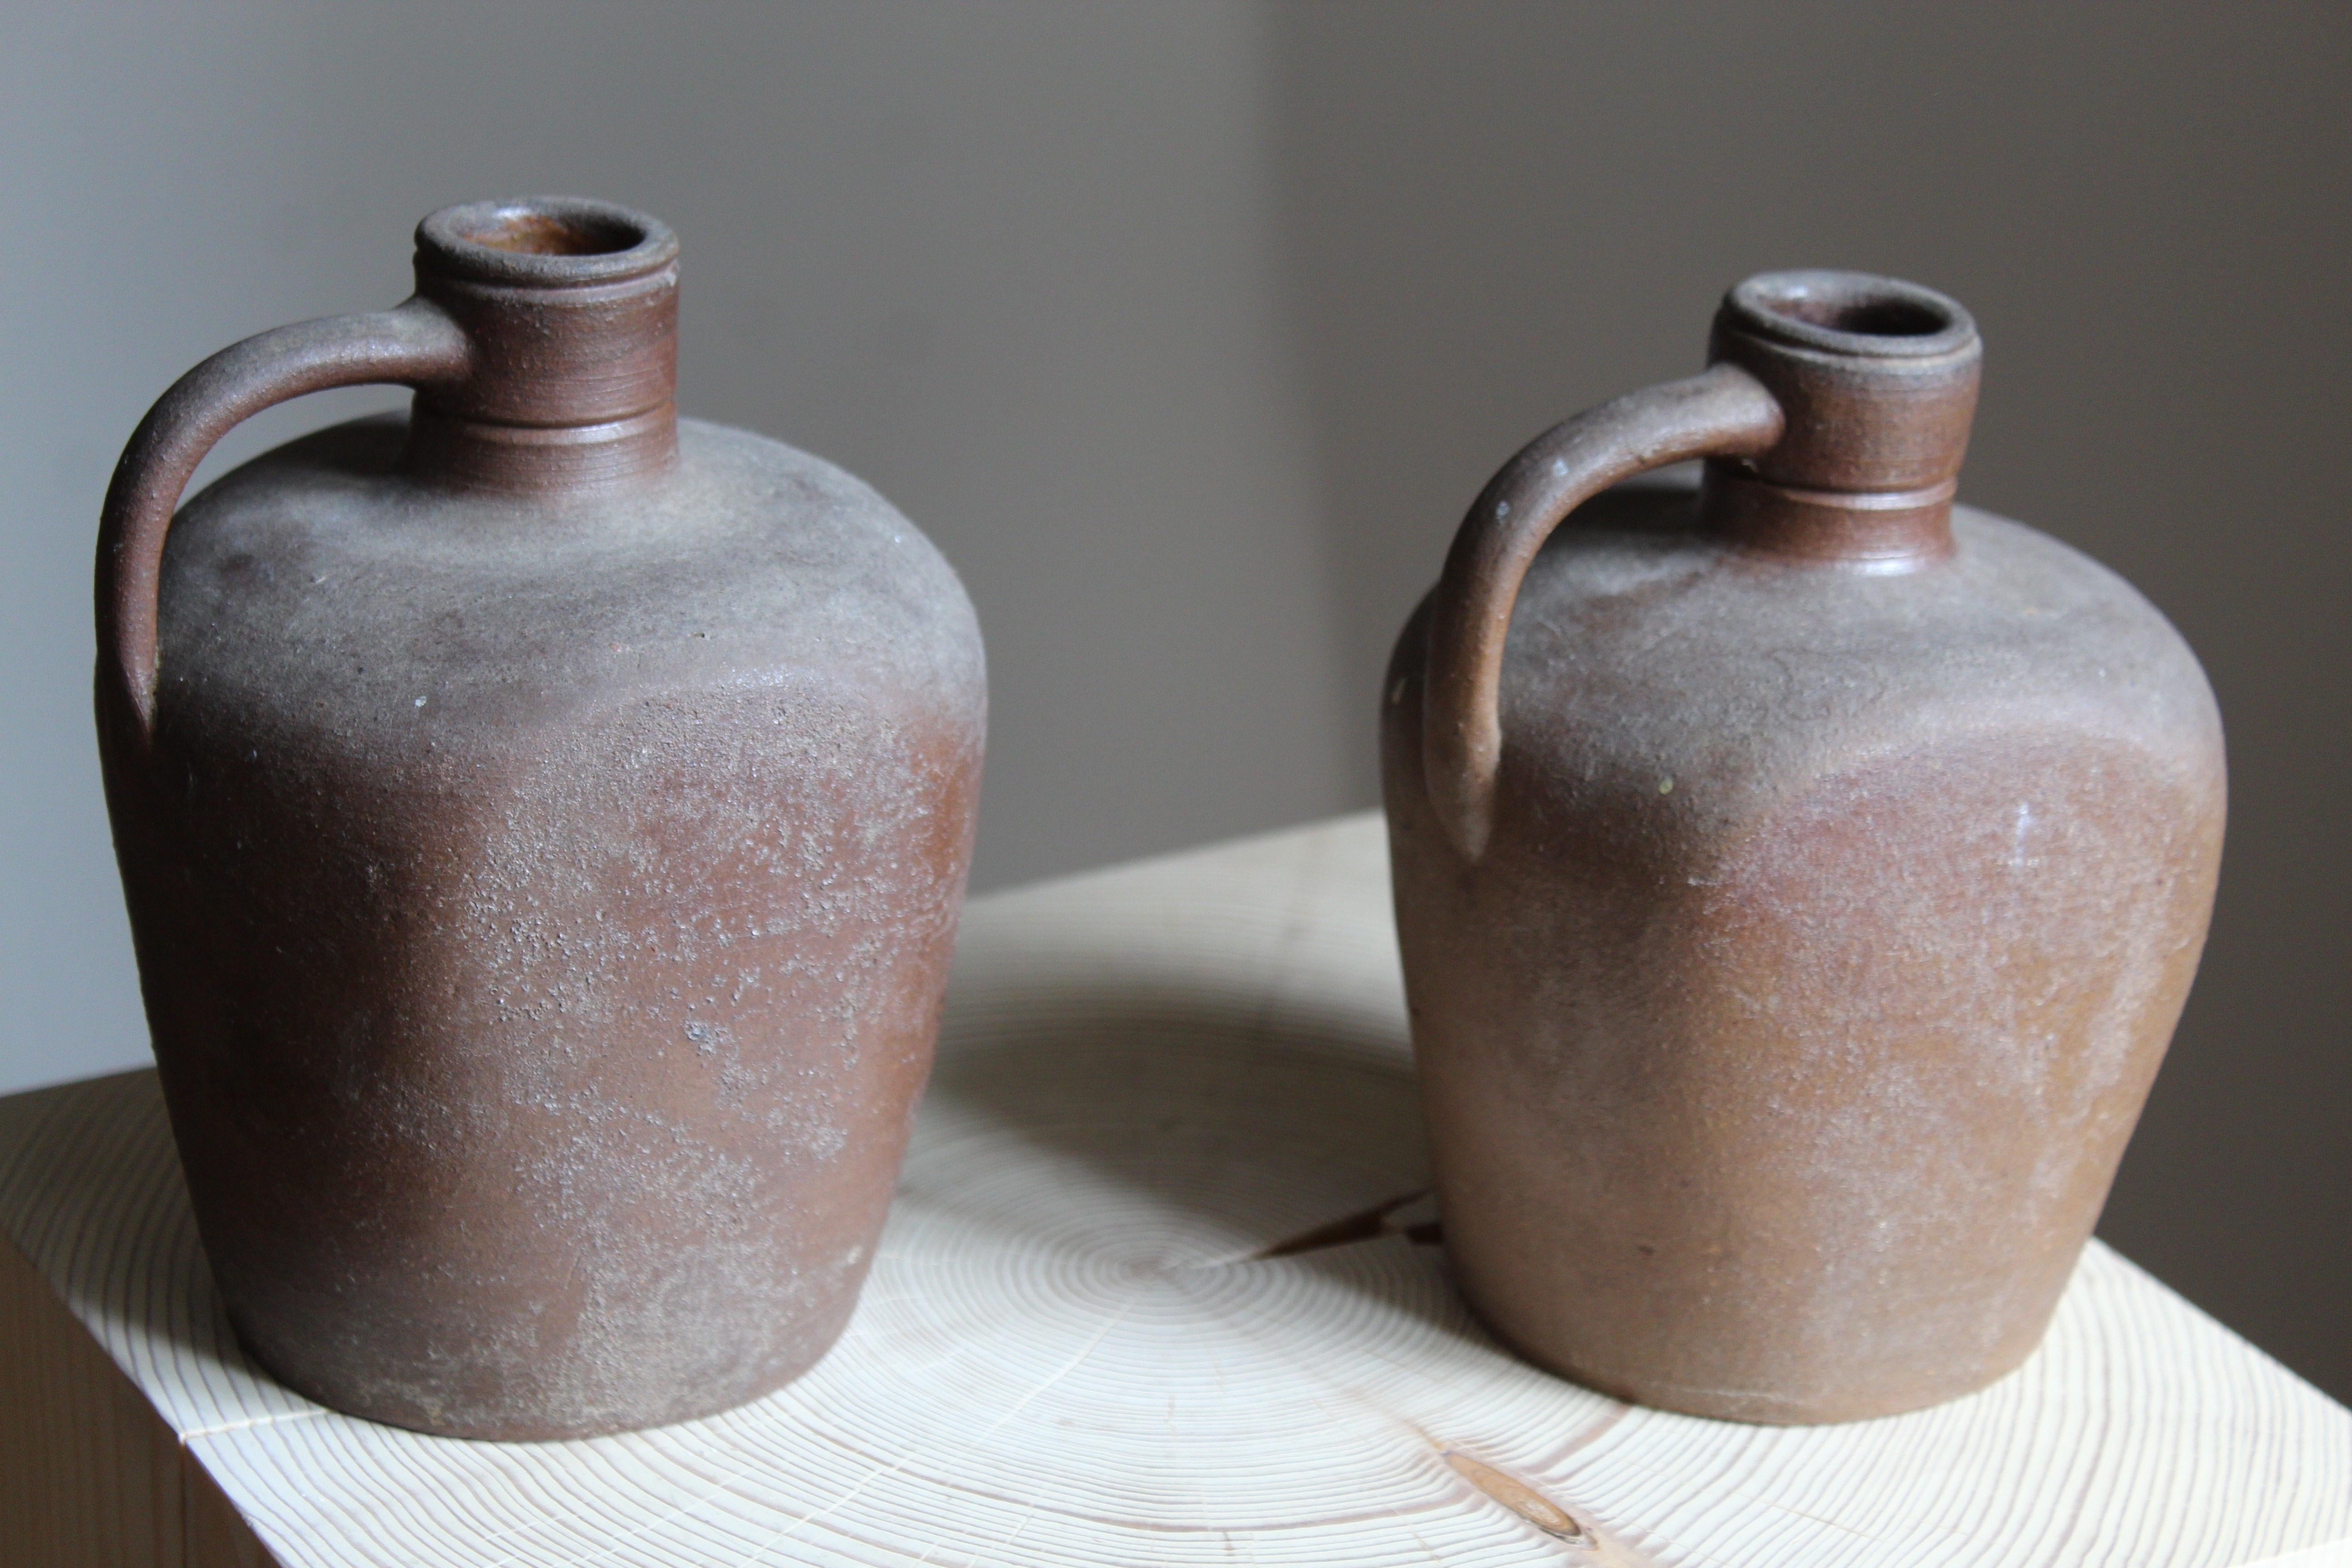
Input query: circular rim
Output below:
<box><xmin>415</xmin><ymin>196</ymin><xmax>678</xmax><ymax>286</ymax></box>
<box><xmin>1724</xmin><ymin>270</ymin><xmax>1976</xmax><ymax>359</ymax></box>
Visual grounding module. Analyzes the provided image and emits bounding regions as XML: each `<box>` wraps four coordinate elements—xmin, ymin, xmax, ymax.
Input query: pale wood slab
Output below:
<box><xmin>2</xmin><ymin>813</ymin><xmax>2347</xmax><ymax>1567</ymax></box>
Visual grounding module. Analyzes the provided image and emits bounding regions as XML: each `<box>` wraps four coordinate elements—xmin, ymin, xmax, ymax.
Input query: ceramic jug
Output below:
<box><xmin>1382</xmin><ymin>271</ymin><xmax>2223</xmax><ymax>1422</ymax></box>
<box><xmin>95</xmin><ymin>197</ymin><xmax>985</xmax><ymax>1439</ymax></box>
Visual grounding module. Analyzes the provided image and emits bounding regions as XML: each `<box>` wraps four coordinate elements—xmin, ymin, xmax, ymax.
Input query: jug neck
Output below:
<box><xmin>405</xmin><ymin>197</ymin><xmax>680</xmax><ymax>492</ymax></box>
<box><xmin>1696</xmin><ymin>271</ymin><xmax>1980</xmax><ymax>570</ymax></box>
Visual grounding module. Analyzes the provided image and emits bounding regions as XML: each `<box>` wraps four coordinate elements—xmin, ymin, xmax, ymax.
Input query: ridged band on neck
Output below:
<box><xmin>1698</xmin><ymin>270</ymin><xmax>1982</xmax><ymax>568</ymax></box>
<box><xmin>406</xmin><ymin>196</ymin><xmax>681</xmax><ymax>490</ymax></box>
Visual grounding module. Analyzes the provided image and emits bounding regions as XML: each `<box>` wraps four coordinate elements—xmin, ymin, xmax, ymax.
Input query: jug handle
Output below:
<box><xmin>95</xmin><ymin>298</ymin><xmax>472</xmax><ymax>750</ymax></box>
<box><xmin>1421</xmin><ymin>363</ymin><xmax>1785</xmax><ymax>862</ymax></box>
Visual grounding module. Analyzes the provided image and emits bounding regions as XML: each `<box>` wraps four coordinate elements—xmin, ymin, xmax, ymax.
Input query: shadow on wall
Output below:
<box><xmin>1260</xmin><ymin>2</ymin><xmax>2352</xmax><ymax>1402</ymax></box>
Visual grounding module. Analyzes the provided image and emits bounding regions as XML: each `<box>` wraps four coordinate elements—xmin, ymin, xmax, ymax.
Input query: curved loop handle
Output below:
<box><xmin>1422</xmin><ymin>363</ymin><xmax>1786</xmax><ymax>862</ymax></box>
<box><xmin>95</xmin><ymin>297</ymin><xmax>471</xmax><ymax>747</ymax></box>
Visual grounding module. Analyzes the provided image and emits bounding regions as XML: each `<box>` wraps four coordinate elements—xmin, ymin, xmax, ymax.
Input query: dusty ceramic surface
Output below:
<box><xmin>1383</xmin><ymin>272</ymin><xmax>2224</xmax><ymax>1423</ymax></box>
<box><xmin>95</xmin><ymin>198</ymin><xmax>985</xmax><ymax>1438</ymax></box>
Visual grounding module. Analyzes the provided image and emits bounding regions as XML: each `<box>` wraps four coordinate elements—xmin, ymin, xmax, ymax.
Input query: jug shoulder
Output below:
<box><xmin>152</xmin><ymin>415</ymin><xmax>984</xmax><ymax>761</ymax></box>
<box><xmin>1384</xmin><ymin>480</ymin><xmax>2222</xmax><ymax>870</ymax></box>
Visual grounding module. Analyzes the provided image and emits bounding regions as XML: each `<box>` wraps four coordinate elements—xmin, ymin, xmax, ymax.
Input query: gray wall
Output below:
<box><xmin>0</xmin><ymin>0</ymin><xmax>1353</xmax><ymax>1076</ymax></box>
<box><xmin>3</xmin><ymin>5</ymin><xmax>2345</xmax><ymax>1400</ymax></box>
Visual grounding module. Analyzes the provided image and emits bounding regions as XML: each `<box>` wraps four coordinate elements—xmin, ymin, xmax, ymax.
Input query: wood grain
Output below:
<box><xmin>0</xmin><ymin>1116</ymin><xmax>279</xmax><ymax>1566</ymax></box>
<box><xmin>1</xmin><ymin>813</ymin><xmax>2346</xmax><ymax>1566</ymax></box>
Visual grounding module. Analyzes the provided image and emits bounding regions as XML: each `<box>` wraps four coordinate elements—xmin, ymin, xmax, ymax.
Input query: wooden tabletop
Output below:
<box><xmin>3</xmin><ymin>813</ymin><xmax>2347</xmax><ymax>1567</ymax></box>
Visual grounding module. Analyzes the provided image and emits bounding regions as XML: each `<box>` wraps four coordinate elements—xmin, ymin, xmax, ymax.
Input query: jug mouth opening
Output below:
<box><xmin>416</xmin><ymin>197</ymin><xmax>679</xmax><ymax>287</ymax></box>
<box><xmin>1725</xmin><ymin>271</ymin><xmax>1975</xmax><ymax>359</ymax></box>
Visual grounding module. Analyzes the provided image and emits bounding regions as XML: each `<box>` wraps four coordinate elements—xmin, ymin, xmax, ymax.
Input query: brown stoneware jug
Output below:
<box><xmin>94</xmin><ymin>197</ymin><xmax>985</xmax><ymax>1439</ymax></box>
<box><xmin>1382</xmin><ymin>271</ymin><xmax>2224</xmax><ymax>1422</ymax></box>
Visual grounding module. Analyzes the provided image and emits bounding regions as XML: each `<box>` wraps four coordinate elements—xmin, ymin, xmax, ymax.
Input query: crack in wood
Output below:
<box><xmin>1250</xmin><ymin>1188</ymin><xmax>1436</xmax><ymax>1259</ymax></box>
<box><xmin>1440</xmin><ymin>1449</ymin><xmax>1654</xmax><ymax>1564</ymax></box>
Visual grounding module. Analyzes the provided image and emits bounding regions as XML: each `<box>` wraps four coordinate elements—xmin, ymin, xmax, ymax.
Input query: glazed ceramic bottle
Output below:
<box><xmin>95</xmin><ymin>197</ymin><xmax>985</xmax><ymax>1439</ymax></box>
<box><xmin>1382</xmin><ymin>271</ymin><xmax>2223</xmax><ymax>1423</ymax></box>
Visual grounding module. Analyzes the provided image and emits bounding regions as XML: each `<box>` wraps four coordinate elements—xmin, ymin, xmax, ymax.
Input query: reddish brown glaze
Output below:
<box><xmin>1384</xmin><ymin>271</ymin><xmax>2223</xmax><ymax>1422</ymax></box>
<box><xmin>95</xmin><ymin>198</ymin><xmax>985</xmax><ymax>1439</ymax></box>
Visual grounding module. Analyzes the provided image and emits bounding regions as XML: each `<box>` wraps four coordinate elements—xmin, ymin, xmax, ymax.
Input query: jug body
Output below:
<box><xmin>1382</xmin><ymin>273</ymin><xmax>2223</xmax><ymax>1422</ymax></box>
<box><xmin>96</xmin><ymin>199</ymin><xmax>985</xmax><ymax>1439</ymax></box>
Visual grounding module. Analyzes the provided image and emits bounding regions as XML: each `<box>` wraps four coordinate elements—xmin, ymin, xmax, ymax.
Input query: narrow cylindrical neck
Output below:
<box><xmin>1695</xmin><ymin>271</ymin><xmax>1981</xmax><ymax>570</ymax></box>
<box><xmin>404</xmin><ymin>196</ymin><xmax>681</xmax><ymax>493</ymax></box>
